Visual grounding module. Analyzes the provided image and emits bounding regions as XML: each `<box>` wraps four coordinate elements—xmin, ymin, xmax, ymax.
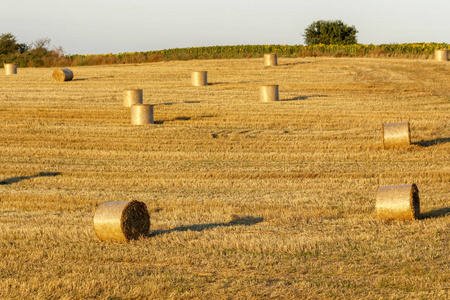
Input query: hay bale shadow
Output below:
<box><xmin>0</xmin><ymin>172</ymin><xmax>61</xmax><ymax>185</ymax></box>
<box><xmin>413</xmin><ymin>137</ymin><xmax>450</xmax><ymax>147</ymax></box>
<box><xmin>155</xmin><ymin>116</ymin><xmax>191</xmax><ymax>124</ymax></box>
<box><xmin>72</xmin><ymin>76</ymin><xmax>114</xmax><ymax>81</ymax></box>
<box><xmin>149</xmin><ymin>216</ymin><xmax>263</xmax><ymax>237</ymax></box>
<box><xmin>280</xmin><ymin>62</ymin><xmax>312</xmax><ymax>67</ymax></box>
<box><xmin>281</xmin><ymin>95</ymin><xmax>327</xmax><ymax>102</ymax></box>
<box><xmin>419</xmin><ymin>207</ymin><xmax>450</xmax><ymax>219</ymax></box>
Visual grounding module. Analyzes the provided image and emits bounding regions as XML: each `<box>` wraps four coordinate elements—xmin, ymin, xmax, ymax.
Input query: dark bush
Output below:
<box><xmin>304</xmin><ymin>20</ymin><xmax>358</xmax><ymax>45</ymax></box>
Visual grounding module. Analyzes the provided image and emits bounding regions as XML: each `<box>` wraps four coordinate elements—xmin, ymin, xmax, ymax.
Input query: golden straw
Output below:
<box><xmin>123</xmin><ymin>89</ymin><xmax>143</xmax><ymax>107</ymax></box>
<box><xmin>435</xmin><ymin>49</ymin><xmax>449</xmax><ymax>62</ymax></box>
<box><xmin>4</xmin><ymin>63</ymin><xmax>17</xmax><ymax>75</ymax></box>
<box><xmin>381</xmin><ymin>122</ymin><xmax>411</xmax><ymax>148</ymax></box>
<box><xmin>191</xmin><ymin>71</ymin><xmax>207</xmax><ymax>86</ymax></box>
<box><xmin>93</xmin><ymin>200</ymin><xmax>150</xmax><ymax>242</ymax></box>
<box><xmin>131</xmin><ymin>104</ymin><xmax>154</xmax><ymax>125</ymax></box>
<box><xmin>376</xmin><ymin>184</ymin><xmax>420</xmax><ymax>220</ymax></box>
<box><xmin>52</xmin><ymin>68</ymin><xmax>74</xmax><ymax>82</ymax></box>
<box><xmin>260</xmin><ymin>85</ymin><xmax>279</xmax><ymax>102</ymax></box>
<box><xmin>264</xmin><ymin>54</ymin><xmax>278</xmax><ymax>67</ymax></box>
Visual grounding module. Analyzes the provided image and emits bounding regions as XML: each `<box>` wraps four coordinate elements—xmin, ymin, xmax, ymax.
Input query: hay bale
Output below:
<box><xmin>123</xmin><ymin>89</ymin><xmax>143</xmax><ymax>107</ymax></box>
<box><xmin>131</xmin><ymin>104</ymin><xmax>154</xmax><ymax>125</ymax></box>
<box><xmin>381</xmin><ymin>122</ymin><xmax>411</xmax><ymax>148</ymax></box>
<box><xmin>264</xmin><ymin>54</ymin><xmax>278</xmax><ymax>67</ymax></box>
<box><xmin>435</xmin><ymin>49</ymin><xmax>449</xmax><ymax>61</ymax></box>
<box><xmin>376</xmin><ymin>184</ymin><xmax>420</xmax><ymax>220</ymax></box>
<box><xmin>93</xmin><ymin>200</ymin><xmax>150</xmax><ymax>242</ymax></box>
<box><xmin>260</xmin><ymin>85</ymin><xmax>279</xmax><ymax>102</ymax></box>
<box><xmin>191</xmin><ymin>71</ymin><xmax>207</xmax><ymax>86</ymax></box>
<box><xmin>52</xmin><ymin>68</ymin><xmax>73</xmax><ymax>82</ymax></box>
<box><xmin>4</xmin><ymin>63</ymin><xmax>17</xmax><ymax>75</ymax></box>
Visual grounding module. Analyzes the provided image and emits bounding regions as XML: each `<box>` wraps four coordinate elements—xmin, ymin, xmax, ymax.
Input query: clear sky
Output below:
<box><xmin>1</xmin><ymin>0</ymin><xmax>449</xmax><ymax>55</ymax></box>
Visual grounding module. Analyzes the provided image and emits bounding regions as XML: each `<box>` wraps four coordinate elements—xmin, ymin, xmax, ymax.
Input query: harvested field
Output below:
<box><xmin>0</xmin><ymin>57</ymin><xmax>449</xmax><ymax>299</ymax></box>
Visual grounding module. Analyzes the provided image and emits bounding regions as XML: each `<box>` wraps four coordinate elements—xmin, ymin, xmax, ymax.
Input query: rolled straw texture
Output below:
<box><xmin>381</xmin><ymin>122</ymin><xmax>411</xmax><ymax>148</ymax></box>
<box><xmin>123</xmin><ymin>89</ymin><xmax>143</xmax><ymax>107</ymax></box>
<box><xmin>52</xmin><ymin>68</ymin><xmax>74</xmax><ymax>82</ymax></box>
<box><xmin>376</xmin><ymin>184</ymin><xmax>420</xmax><ymax>220</ymax></box>
<box><xmin>191</xmin><ymin>71</ymin><xmax>207</xmax><ymax>86</ymax></box>
<box><xmin>435</xmin><ymin>49</ymin><xmax>449</xmax><ymax>61</ymax></box>
<box><xmin>93</xmin><ymin>200</ymin><xmax>150</xmax><ymax>242</ymax></box>
<box><xmin>264</xmin><ymin>54</ymin><xmax>278</xmax><ymax>67</ymax></box>
<box><xmin>131</xmin><ymin>104</ymin><xmax>154</xmax><ymax>125</ymax></box>
<box><xmin>4</xmin><ymin>63</ymin><xmax>17</xmax><ymax>75</ymax></box>
<box><xmin>260</xmin><ymin>85</ymin><xmax>279</xmax><ymax>102</ymax></box>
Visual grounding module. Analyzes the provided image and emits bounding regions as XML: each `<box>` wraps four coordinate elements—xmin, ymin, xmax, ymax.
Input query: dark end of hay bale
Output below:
<box><xmin>52</xmin><ymin>68</ymin><xmax>74</xmax><ymax>82</ymax></box>
<box><xmin>376</xmin><ymin>184</ymin><xmax>420</xmax><ymax>220</ymax></box>
<box><xmin>121</xmin><ymin>200</ymin><xmax>151</xmax><ymax>240</ymax></box>
<box><xmin>93</xmin><ymin>200</ymin><xmax>150</xmax><ymax>242</ymax></box>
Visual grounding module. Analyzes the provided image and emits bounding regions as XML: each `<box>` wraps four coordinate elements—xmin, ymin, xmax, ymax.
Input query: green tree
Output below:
<box><xmin>304</xmin><ymin>20</ymin><xmax>358</xmax><ymax>45</ymax></box>
<box><xmin>0</xmin><ymin>33</ymin><xmax>29</xmax><ymax>55</ymax></box>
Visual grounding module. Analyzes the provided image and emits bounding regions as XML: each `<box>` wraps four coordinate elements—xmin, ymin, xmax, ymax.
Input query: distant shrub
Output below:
<box><xmin>0</xmin><ymin>33</ymin><xmax>67</xmax><ymax>68</ymax></box>
<box><xmin>304</xmin><ymin>20</ymin><xmax>358</xmax><ymax>45</ymax></box>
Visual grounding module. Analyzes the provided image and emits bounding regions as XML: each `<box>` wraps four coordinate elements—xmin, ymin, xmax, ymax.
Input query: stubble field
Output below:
<box><xmin>0</xmin><ymin>57</ymin><xmax>449</xmax><ymax>299</ymax></box>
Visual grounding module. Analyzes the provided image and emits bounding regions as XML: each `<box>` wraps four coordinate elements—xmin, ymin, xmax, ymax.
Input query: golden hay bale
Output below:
<box><xmin>381</xmin><ymin>122</ymin><xmax>411</xmax><ymax>148</ymax></box>
<box><xmin>131</xmin><ymin>104</ymin><xmax>154</xmax><ymax>125</ymax></box>
<box><xmin>123</xmin><ymin>89</ymin><xmax>143</xmax><ymax>107</ymax></box>
<box><xmin>52</xmin><ymin>68</ymin><xmax>74</xmax><ymax>82</ymax></box>
<box><xmin>4</xmin><ymin>63</ymin><xmax>17</xmax><ymax>75</ymax></box>
<box><xmin>435</xmin><ymin>49</ymin><xmax>449</xmax><ymax>61</ymax></box>
<box><xmin>191</xmin><ymin>71</ymin><xmax>207</xmax><ymax>86</ymax></box>
<box><xmin>260</xmin><ymin>85</ymin><xmax>279</xmax><ymax>102</ymax></box>
<box><xmin>93</xmin><ymin>200</ymin><xmax>150</xmax><ymax>242</ymax></box>
<box><xmin>376</xmin><ymin>184</ymin><xmax>420</xmax><ymax>220</ymax></box>
<box><xmin>264</xmin><ymin>53</ymin><xmax>278</xmax><ymax>67</ymax></box>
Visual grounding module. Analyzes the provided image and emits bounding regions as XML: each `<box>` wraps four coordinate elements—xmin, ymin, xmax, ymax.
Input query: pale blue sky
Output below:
<box><xmin>1</xmin><ymin>0</ymin><xmax>449</xmax><ymax>55</ymax></box>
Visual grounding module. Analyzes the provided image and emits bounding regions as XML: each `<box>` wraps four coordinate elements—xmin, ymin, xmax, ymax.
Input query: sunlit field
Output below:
<box><xmin>1</xmin><ymin>57</ymin><xmax>449</xmax><ymax>299</ymax></box>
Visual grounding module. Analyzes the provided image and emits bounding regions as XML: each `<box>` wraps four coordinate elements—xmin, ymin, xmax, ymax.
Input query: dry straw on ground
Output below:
<box><xmin>1</xmin><ymin>57</ymin><xmax>449</xmax><ymax>299</ymax></box>
<box><xmin>131</xmin><ymin>104</ymin><xmax>154</xmax><ymax>125</ymax></box>
<box><xmin>264</xmin><ymin>53</ymin><xmax>278</xmax><ymax>67</ymax></box>
<box><xmin>52</xmin><ymin>68</ymin><xmax>74</xmax><ymax>82</ymax></box>
<box><xmin>376</xmin><ymin>184</ymin><xmax>420</xmax><ymax>220</ymax></box>
<box><xmin>191</xmin><ymin>71</ymin><xmax>207</xmax><ymax>86</ymax></box>
<box><xmin>4</xmin><ymin>63</ymin><xmax>17</xmax><ymax>75</ymax></box>
<box><xmin>435</xmin><ymin>49</ymin><xmax>449</xmax><ymax>61</ymax></box>
<box><xmin>123</xmin><ymin>89</ymin><xmax>143</xmax><ymax>107</ymax></box>
<box><xmin>260</xmin><ymin>85</ymin><xmax>279</xmax><ymax>102</ymax></box>
<box><xmin>93</xmin><ymin>200</ymin><xmax>150</xmax><ymax>242</ymax></box>
<box><xmin>381</xmin><ymin>122</ymin><xmax>411</xmax><ymax>148</ymax></box>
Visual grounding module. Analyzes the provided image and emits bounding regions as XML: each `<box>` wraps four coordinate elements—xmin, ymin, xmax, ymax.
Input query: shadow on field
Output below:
<box><xmin>413</xmin><ymin>137</ymin><xmax>450</xmax><ymax>147</ymax></box>
<box><xmin>281</xmin><ymin>95</ymin><xmax>328</xmax><ymax>101</ymax></box>
<box><xmin>155</xmin><ymin>116</ymin><xmax>191</xmax><ymax>124</ymax></box>
<box><xmin>0</xmin><ymin>172</ymin><xmax>61</xmax><ymax>185</ymax></box>
<box><xmin>280</xmin><ymin>61</ymin><xmax>312</xmax><ymax>67</ymax></box>
<box><xmin>72</xmin><ymin>76</ymin><xmax>114</xmax><ymax>81</ymax></box>
<box><xmin>157</xmin><ymin>101</ymin><xmax>201</xmax><ymax>106</ymax></box>
<box><xmin>208</xmin><ymin>81</ymin><xmax>260</xmax><ymax>85</ymax></box>
<box><xmin>149</xmin><ymin>216</ymin><xmax>264</xmax><ymax>237</ymax></box>
<box><xmin>420</xmin><ymin>207</ymin><xmax>450</xmax><ymax>219</ymax></box>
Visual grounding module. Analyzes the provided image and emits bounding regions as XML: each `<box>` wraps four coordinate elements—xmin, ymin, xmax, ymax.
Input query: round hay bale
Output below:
<box><xmin>435</xmin><ymin>49</ymin><xmax>449</xmax><ymax>61</ymax></box>
<box><xmin>93</xmin><ymin>200</ymin><xmax>150</xmax><ymax>242</ymax></box>
<box><xmin>52</xmin><ymin>68</ymin><xmax>73</xmax><ymax>82</ymax></box>
<box><xmin>131</xmin><ymin>104</ymin><xmax>154</xmax><ymax>125</ymax></box>
<box><xmin>4</xmin><ymin>63</ymin><xmax>17</xmax><ymax>75</ymax></box>
<box><xmin>264</xmin><ymin>54</ymin><xmax>278</xmax><ymax>67</ymax></box>
<box><xmin>123</xmin><ymin>89</ymin><xmax>143</xmax><ymax>107</ymax></box>
<box><xmin>191</xmin><ymin>71</ymin><xmax>207</xmax><ymax>86</ymax></box>
<box><xmin>376</xmin><ymin>184</ymin><xmax>420</xmax><ymax>220</ymax></box>
<box><xmin>260</xmin><ymin>85</ymin><xmax>279</xmax><ymax>102</ymax></box>
<box><xmin>381</xmin><ymin>122</ymin><xmax>411</xmax><ymax>148</ymax></box>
